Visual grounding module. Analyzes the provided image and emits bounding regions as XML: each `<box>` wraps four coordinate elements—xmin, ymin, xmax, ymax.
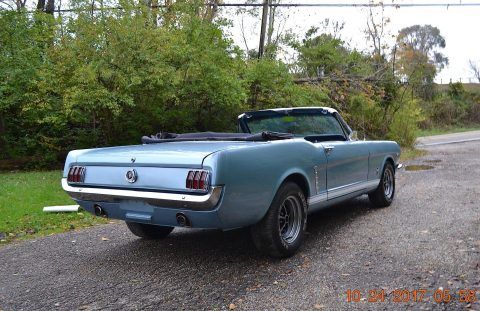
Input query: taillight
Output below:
<box><xmin>68</xmin><ymin>166</ymin><xmax>86</xmax><ymax>183</ymax></box>
<box><xmin>186</xmin><ymin>170</ymin><xmax>210</xmax><ymax>191</ymax></box>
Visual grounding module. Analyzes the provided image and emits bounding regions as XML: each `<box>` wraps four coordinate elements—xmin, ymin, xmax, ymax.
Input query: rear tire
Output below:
<box><xmin>250</xmin><ymin>182</ymin><xmax>307</xmax><ymax>258</ymax></box>
<box><xmin>126</xmin><ymin>222</ymin><xmax>174</xmax><ymax>239</ymax></box>
<box><xmin>368</xmin><ymin>162</ymin><xmax>395</xmax><ymax>208</ymax></box>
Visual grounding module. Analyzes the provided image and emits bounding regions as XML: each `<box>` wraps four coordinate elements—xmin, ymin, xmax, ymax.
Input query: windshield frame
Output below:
<box><xmin>237</xmin><ymin>108</ymin><xmax>352</xmax><ymax>139</ymax></box>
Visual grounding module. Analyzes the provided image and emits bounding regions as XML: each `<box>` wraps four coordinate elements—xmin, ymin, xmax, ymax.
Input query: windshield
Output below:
<box><xmin>244</xmin><ymin>112</ymin><xmax>346</xmax><ymax>137</ymax></box>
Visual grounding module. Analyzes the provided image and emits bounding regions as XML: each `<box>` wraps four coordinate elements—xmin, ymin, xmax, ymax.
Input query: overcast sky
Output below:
<box><xmin>221</xmin><ymin>0</ymin><xmax>480</xmax><ymax>83</ymax></box>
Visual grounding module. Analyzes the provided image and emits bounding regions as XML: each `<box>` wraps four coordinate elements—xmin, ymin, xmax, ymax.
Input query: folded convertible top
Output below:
<box><xmin>141</xmin><ymin>131</ymin><xmax>293</xmax><ymax>144</ymax></box>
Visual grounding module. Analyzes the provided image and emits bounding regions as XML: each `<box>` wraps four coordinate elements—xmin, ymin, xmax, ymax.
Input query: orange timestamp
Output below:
<box><xmin>346</xmin><ymin>288</ymin><xmax>479</xmax><ymax>303</ymax></box>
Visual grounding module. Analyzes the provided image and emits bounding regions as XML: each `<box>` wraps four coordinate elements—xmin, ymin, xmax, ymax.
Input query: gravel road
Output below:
<box><xmin>416</xmin><ymin>130</ymin><xmax>480</xmax><ymax>146</ymax></box>
<box><xmin>0</xmin><ymin>138</ymin><xmax>479</xmax><ymax>311</ymax></box>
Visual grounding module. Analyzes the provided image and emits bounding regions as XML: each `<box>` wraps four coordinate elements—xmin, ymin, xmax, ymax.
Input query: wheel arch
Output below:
<box><xmin>255</xmin><ymin>169</ymin><xmax>312</xmax><ymax>222</ymax></box>
<box><xmin>282</xmin><ymin>172</ymin><xmax>310</xmax><ymax>199</ymax></box>
<box><xmin>383</xmin><ymin>156</ymin><xmax>395</xmax><ymax>172</ymax></box>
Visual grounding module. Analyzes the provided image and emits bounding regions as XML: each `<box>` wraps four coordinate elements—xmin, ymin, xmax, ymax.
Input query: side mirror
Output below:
<box><xmin>348</xmin><ymin>131</ymin><xmax>359</xmax><ymax>141</ymax></box>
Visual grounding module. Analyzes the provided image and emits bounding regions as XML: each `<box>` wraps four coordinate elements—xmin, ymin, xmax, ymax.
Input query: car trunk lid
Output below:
<box><xmin>65</xmin><ymin>141</ymin><xmax>260</xmax><ymax>192</ymax></box>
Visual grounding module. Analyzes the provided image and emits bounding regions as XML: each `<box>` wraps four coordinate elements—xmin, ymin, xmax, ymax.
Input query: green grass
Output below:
<box><xmin>417</xmin><ymin>125</ymin><xmax>480</xmax><ymax>137</ymax></box>
<box><xmin>0</xmin><ymin>171</ymin><xmax>107</xmax><ymax>244</ymax></box>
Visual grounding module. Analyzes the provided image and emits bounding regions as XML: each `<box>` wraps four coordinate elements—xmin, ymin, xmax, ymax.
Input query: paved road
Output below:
<box><xmin>416</xmin><ymin>130</ymin><xmax>480</xmax><ymax>146</ymax></box>
<box><xmin>1</xmin><ymin>137</ymin><xmax>479</xmax><ymax>310</ymax></box>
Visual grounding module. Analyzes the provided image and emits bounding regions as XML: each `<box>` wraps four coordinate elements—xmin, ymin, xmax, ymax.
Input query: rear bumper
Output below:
<box><xmin>74</xmin><ymin>199</ymin><xmax>224</xmax><ymax>229</ymax></box>
<box><xmin>61</xmin><ymin>178</ymin><xmax>223</xmax><ymax>211</ymax></box>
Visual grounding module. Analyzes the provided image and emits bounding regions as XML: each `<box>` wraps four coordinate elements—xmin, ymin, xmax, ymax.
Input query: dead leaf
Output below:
<box><xmin>313</xmin><ymin>304</ymin><xmax>324</xmax><ymax>309</ymax></box>
<box><xmin>228</xmin><ymin>303</ymin><xmax>236</xmax><ymax>310</ymax></box>
<box><xmin>101</xmin><ymin>237</ymin><xmax>109</xmax><ymax>241</ymax></box>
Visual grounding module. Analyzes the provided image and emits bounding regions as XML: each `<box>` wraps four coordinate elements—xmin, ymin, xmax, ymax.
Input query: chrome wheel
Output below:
<box><xmin>383</xmin><ymin>168</ymin><xmax>394</xmax><ymax>199</ymax></box>
<box><xmin>278</xmin><ymin>195</ymin><xmax>302</xmax><ymax>244</ymax></box>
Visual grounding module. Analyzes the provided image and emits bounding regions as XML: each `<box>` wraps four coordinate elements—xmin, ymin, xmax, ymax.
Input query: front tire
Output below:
<box><xmin>126</xmin><ymin>222</ymin><xmax>174</xmax><ymax>239</ymax></box>
<box><xmin>368</xmin><ymin>162</ymin><xmax>395</xmax><ymax>208</ymax></box>
<box><xmin>250</xmin><ymin>182</ymin><xmax>307</xmax><ymax>258</ymax></box>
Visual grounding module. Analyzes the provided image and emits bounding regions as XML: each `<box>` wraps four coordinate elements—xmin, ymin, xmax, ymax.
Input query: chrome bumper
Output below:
<box><xmin>61</xmin><ymin>178</ymin><xmax>223</xmax><ymax>210</ymax></box>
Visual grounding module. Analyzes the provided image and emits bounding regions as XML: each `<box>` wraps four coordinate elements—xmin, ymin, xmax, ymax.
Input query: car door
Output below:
<box><xmin>323</xmin><ymin>140</ymin><xmax>370</xmax><ymax>199</ymax></box>
<box><xmin>319</xmin><ymin>115</ymin><xmax>369</xmax><ymax>200</ymax></box>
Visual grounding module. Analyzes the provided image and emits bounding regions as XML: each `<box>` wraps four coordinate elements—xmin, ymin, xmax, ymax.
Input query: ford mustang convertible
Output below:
<box><xmin>62</xmin><ymin>107</ymin><xmax>400</xmax><ymax>257</ymax></box>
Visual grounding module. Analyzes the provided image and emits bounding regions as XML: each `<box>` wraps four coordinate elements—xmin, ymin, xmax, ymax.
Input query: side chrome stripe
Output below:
<box><xmin>308</xmin><ymin>192</ymin><xmax>328</xmax><ymax>205</ymax></box>
<box><xmin>307</xmin><ymin>179</ymin><xmax>380</xmax><ymax>204</ymax></box>
<box><xmin>327</xmin><ymin>179</ymin><xmax>380</xmax><ymax>200</ymax></box>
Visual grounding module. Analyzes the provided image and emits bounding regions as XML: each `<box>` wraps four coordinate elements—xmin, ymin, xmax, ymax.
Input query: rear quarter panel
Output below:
<box><xmin>203</xmin><ymin>139</ymin><xmax>326</xmax><ymax>229</ymax></box>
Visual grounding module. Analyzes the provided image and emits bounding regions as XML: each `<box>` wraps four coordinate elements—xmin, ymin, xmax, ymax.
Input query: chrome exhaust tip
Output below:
<box><xmin>93</xmin><ymin>204</ymin><xmax>107</xmax><ymax>217</ymax></box>
<box><xmin>176</xmin><ymin>213</ymin><xmax>191</xmax><ymax>227</ymax></box>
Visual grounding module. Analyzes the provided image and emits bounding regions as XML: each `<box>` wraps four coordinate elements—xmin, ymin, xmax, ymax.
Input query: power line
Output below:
<box><xmin>221</xmin><ymin>2</ymin><xmax>480</xmax><ymax>7</ymax></box>
<box><xmin>21</xmin><ymin>1</ymin><xmax>480</xmax><ymax>13</ymax></box>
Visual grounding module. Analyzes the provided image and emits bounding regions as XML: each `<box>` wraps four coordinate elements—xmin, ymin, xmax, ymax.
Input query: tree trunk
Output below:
<box><xmin>36</xmin><ymin>0</ymin><xmax>45</xmax><ymax>11</ymax></box>
<box><xmin>15</xmin><ymin>0</ymin><xmax>27</xmax><ymax>10</ymax></box>
<box><xmin>266</xmin><ymin>3</ymin><xmax>275</xmax><ymax>47</ymax></box>
<box><xmin>45</xmin><ymin>0</ymin><xmax>54</xmax><ymax>14</ymax></box>
<box><xmin>204</xmin><ymin>0</ymin><xmax>219</xmax><ymax>22</ymax></box>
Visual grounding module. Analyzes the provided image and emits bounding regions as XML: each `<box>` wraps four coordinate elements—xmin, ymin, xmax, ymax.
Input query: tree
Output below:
<box><xmin>365</xmin><ymin>2</ymin><xmax>390</xmax><ymax>65</ymax></box>
<box><xmin>469</xmin><ymin>60</ymin><xmax>480</xmax><ymax>83</ymax></box>
<box><xmin>36</xmin><ymin>0</ymin><xmax>55</xmax><ymax>14</ymax></box>
<box><xmin>396</xmin><ymin>25</ymin><xmax>448</xmax><ymax>99</ymax></box>
<box><xmin>292</xmin><ymin>26</ymin><xmax>371</xmax><ymax>79</ymax></box>
<box><xmin>397</xmin><ymin>25</ymin><xmax>448</xmax><ymax>69</ymax></box>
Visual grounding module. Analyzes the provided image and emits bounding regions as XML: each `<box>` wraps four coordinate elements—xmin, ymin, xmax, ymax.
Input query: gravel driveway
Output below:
<box><xmin>0</xmin><ymin>138</ymin><xmax>479</xmax><ymax>310</ymax></box>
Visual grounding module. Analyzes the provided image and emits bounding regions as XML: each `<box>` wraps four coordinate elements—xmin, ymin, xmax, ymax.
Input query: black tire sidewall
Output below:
<box><xmin>382</xmin><ymin>163</ymin><xmax>395</xmax><ymax>203</ymax></box>
<box><xmin>268</xmin><ymin>182</ymin><xmax>308</xmax><ymax>256</ymax></box>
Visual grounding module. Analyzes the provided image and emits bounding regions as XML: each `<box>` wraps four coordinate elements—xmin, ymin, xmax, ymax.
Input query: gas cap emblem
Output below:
<box><xmin>125</xmin><ymin>169</ymin><xmax>138</xmax><ymax>183</ymax></box>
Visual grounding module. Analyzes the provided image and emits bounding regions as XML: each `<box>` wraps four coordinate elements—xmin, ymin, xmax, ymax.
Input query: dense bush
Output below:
<box><xmin>0</xmin><ymin>3</ymin><xmax>449</xmax><ymax>169</ymax></box>
<box><xmin>420</xmin><ymin>83</ymin><xmax>480</xmax><ymax>129</ymax></box>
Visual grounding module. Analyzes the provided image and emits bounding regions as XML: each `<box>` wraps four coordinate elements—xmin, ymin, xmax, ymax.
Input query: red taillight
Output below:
<box><xmin>186</xmin><ymin>171</ymin><xmax>195</xmax><ymax>188</ymax></box>
<box><xmin>199</xmin><ymin>171</ymin><xmax>207</xmax><ymax>190</ymax></box>
<box><xmin>186</xmin><ymin>170</ymin><xmax>209</xmax><ymax>191</ymax></box>
<box><xmin>192</xmin><ymin>171</ymin><xmax>201</xmax><ymax>189</ymax></box>
<box><xmin>68</xmin><ymin>166</ymin><xmax>86</xmax><ymax>183</ymax></box>
<box><xmin>73</xmin><ymin>167</ymin><xmax>80</xmax><ymax>182</ymax></box>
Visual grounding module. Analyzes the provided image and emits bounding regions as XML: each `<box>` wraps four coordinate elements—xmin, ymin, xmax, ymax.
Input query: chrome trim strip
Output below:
<box><xmin>313</xmin><ymin>165</ymin><xmax>320</xmax><ymax>195</ymax></box>
<box><xmin>327</xmin><ymin>179</ymin><xmax>380</xmax><ymax>200</ymax></box>
<box><xmin>308</xmin><ymin>192</ymin><xmax>328</xmax><ymax>205</ymax></box>
<box><xmin>61</xmin><ymin>178</ymin><xmax>223</xmax><ymax>210</ymax></box>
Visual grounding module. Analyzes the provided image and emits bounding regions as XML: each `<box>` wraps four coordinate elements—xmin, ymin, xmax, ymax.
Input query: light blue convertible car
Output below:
<box><xmin>62</xmin><ymin>107</ymin><xmax>400</xmax><ymax>257</ymax></box>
